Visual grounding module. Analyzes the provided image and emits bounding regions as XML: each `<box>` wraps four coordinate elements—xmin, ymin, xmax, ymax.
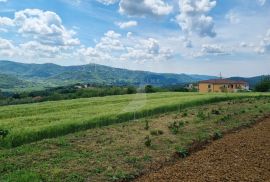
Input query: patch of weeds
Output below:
<box><xmin>150</xmin><ymin>129</ymin><xmax>164</xmax><ymax>136</ymax></box>
<box><xmin>211</xmin><ymin>109</ymin><xmax>221</xmax><ymax>115</ymax></box>
<box><xmin>197</xmin><ymin>111</ymin><xmax>207</xmax><ymax>120</ymax></box>
<box><xmin>255</xmin><ymin>105</ymin><xmax>258</xmax><ymax>108</ymax></box>
<box><xmin>168</xmin><ymin>121</ymin><xmax>184</xmax><ymax>134</ymax></box>
<box><xmin>144</xmin><ymin>135</ymin><xmax>151</xmax><ymax>147</ymax></box>
<box><xmin>92</xmin><ymin>167</ymin><xmax>105</xmax><ymax>174</ymax></box>
<box><xmin>241</xmin><ymin>110</ymin><xmax>246</xmax><ymax>114</ymax></box>
<box><xmin>107</xmin><ymin>170</ymin><xmax>134</xmax><ymax>181</ymax></box>
<box><xmin>213</xmin><ymin>131</ymin><xmax>223</xmax><ymax>140</ymax></box>
<box><xmin>143</xmin><ymin>155</ymin><xmax>152</xmax><ymax>162</ymax></box>
<box><xmin>182</xmin><ymin>112</ymin><xmax>188</xmax><ymax>117</ymax></box>
<box><xmin>55</xmin><ymin>138</ymin><xmax>70</xmax><ymax>147</ymax></box>
<box><xmin>125</xmin><ymin>156</ymin><xmax>140</xmax><ymax>165</ymax></box>
<box><xmin>218</xmin><ymin>114</ymin><xmax>232</xmax><ymax>124</ymax></box>
<box><xmin>259</xmin><ymin>110</ymin><xmax>263</xmax><ymax>113</ymax></box>
<box><xmin>3</xmin><ymin>170</ymin><xmax>41</xmax><ymax>182</ymax></box>
<box><xmin>144</xmin><ymin>120</ymin><xmax>149</xmax><ymax>130</ymax></box>
<box><xmin>66</xmin><ymin>173</ymin><xmax>85</xmax><ymax>182</ymax></box>
<box><xmin>0</xmin><ymin>129</ymin><xmax>9</xmax><ymax>139</ymax></box>
<box><xmin>175</xmin><ymin>146</ymin><xmax>189</xmax><ymax>158</ymax></box>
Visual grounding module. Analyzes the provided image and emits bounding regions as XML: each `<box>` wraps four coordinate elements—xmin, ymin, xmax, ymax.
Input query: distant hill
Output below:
<box><xmin>0</xmin><ymin>60</ymin><xmax>217</xmax><ymax>90</ymax></box>
<box><xmin>0</xmin><ymin>73</ymin><xmax>31</xmax><ymax>89</ymax></box>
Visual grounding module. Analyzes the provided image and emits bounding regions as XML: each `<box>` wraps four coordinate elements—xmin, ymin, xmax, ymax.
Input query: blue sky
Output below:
<box><xmin>0</xmin><ymin>0</ymin><xmax>269</xmax><ymax>77</ymax></box>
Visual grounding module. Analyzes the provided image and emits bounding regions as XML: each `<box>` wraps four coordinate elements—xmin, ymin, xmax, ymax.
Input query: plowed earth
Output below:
<box><xmin>135</xmin><ymin>116</ymin><xmax>270</xmax><ymax>182</ymax></box>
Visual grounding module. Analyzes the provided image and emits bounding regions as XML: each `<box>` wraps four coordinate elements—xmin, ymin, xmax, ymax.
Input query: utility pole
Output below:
<box><xmin>219</xmin><ymin>72</ymin><xmax>222</xmax><ymax>79</ymax></box>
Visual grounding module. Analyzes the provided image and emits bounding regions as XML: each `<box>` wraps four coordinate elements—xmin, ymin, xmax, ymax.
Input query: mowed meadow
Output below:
<box><xmin>0</xmin><ymin>92</ymin><xmax>270</xmax><ymax>148</ymax></box>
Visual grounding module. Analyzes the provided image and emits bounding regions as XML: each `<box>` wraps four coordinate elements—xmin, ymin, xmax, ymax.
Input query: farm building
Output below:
<box><xmin>198</xmin><ymin>79</ymin><xmax>249</xmax><ymax>93</ymax></box>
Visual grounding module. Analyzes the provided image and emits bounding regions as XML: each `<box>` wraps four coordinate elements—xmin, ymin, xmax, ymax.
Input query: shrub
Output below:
<box><xmin>145</xmin><ymin>85</ymin><xmax>156</xmax><ymax>93</ymax></box>
<box><xmin>182</xmin><ymin>112</ymin><xmax>188</xmax><ymax>117</ymax></box>
<box><xmin>213</xmin><ymin>131</ymin><xmax>223</xmax><ymax>140</ymax></box>
<box><xmin>150</xmin><ymin>129</ymin><xmax>164</xmax><ymax>136</ymax></box>
<box><xmin>175</xmin><ymin>147</ymin><xmax>189</xmax><ymax>158</ymax></box>
<box><xmin>0</xmin><ymin>129</ymin><xmax>9</xmax><ymax>138</ymax></box>
<box><xmin>197</xmin><ymin>111</ymin><xmax>206</xmax><ymax>120</ymax></box>
<box><xmin>254</xmin><ymin>76</ymin><xmax>270</xmax><ymax>92</ymax></box>
<box><xmin>144</xmin><ymin>135</ymin><xmax>151</xmax><ymax>147</ymax></box>
<box><xmin>168</xmin><ymin>121</ymin><xmax>184</xmax><ymax>134</ymax></box>
<box><xmin>144</xmin><ymin>120</ymin><xmax>149</xmax><ymax>130</ymax></box>
<box><xmin>211</xmin><ymin>109</ymin><xmax>221</xmax><ymax>115</ymax></box>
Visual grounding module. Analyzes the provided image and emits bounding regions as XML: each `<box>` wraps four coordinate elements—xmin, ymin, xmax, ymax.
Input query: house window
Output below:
<box><xmin>208</xmin><ymin>84</ymin><xmax>211</xmax><ymax>89</ymax></box>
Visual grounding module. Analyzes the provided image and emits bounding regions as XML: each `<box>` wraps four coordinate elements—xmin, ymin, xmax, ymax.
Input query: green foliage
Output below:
<box><xmin>213</xmin><ymin>131</ymin><xmax>223</xmax><ymax>140</ymax></box>
<box><xmin>182</xmin><ymin>111</ymin><xmax>188</xmax><ymax>117</ymax></box>
<box><xmin>144</xmin><ymin>135</ymin><xmax>151</xmax><ymax>147</ymax></box>
<box><xmin>150</xmin><ymin>129</ymin><xmax>164</xmax><ymax>136</ymax></box>
<box><xmin>144</xmin><ymin>120</ymin><xmax>149</xmax><ymax>130</ymax></box>
<box><xmin>127</xmin><ymin>86</ymin><xmax>137</xmax><ymax>94</ymax></box>
<box><xmin>197</xmin><ymin>111</ymin><xmax>207</xmax><ymax>120</ymax></box>
<box><xmin>4</xmin><ymin>170</ymin><xmax>41</xmax><ymax>182</ymax></box>
<box><xmin>0</xmin><ymin>129</ymin><xmax>9</xmax><ymax>138</ymax></box>
<box><xmin>145</xmin><ymin>85</ymin><xmax>156</xmax><ymax>93</ymax></box>
<box><xmin>125</xmin><ymin>156</ymin><xmax>140</xmax><ymax>165</ymax></box>
<box><xmin>106</xmin><ymin>170</ymin><xmax>134</xmax><ymax>181</ymax></box>
<box><xmin>168</xmin><ymin>121</ymin><xmax>184</xmax><ymax>134</ymax></box>
<box><xmin>211</xmin><ymin>109</ymin><xmax>221</xmax><ymax>115</ymax></box>
<box><xmin>254</xmin><ymin>76</ymin><xmax>270</xmax><ymax>92</ymax></box>
<box><xmin>175</xmin><ymin>147</ymin><xmax>189</xmax><ymax>158</ymax></box>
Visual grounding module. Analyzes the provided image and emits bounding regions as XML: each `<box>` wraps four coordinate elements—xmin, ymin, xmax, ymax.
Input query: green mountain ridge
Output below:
<box><xmin>0</xmin><ymin>60</ymin><xmax>264</xmax><ymax>90</ymax></box>
<box><xmin>0</xmin><ymin>60</ymin><xmax>218</xmax><ymax>90</ymax></box>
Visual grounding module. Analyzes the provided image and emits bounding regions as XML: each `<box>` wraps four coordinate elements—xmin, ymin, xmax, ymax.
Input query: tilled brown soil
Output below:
<box><xmin>135</xmin><ymin>117</ymin><xmax>270</xmax><ymax>182</ymax></box>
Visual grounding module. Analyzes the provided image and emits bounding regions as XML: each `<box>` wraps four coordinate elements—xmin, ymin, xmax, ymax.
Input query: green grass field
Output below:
<box><xmin>0</xmin><ymin>96</ymin><xmax>270</xmax><ymax>181</ymax></box>
<box><xmin>0</xmin><ymin>92</ymin><xmax>269</xmax><ymax>148</ymax></box>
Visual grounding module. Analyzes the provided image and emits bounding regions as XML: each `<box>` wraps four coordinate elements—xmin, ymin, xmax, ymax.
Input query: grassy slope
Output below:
<box><xmin>0</xmin><ymin>92</ymin><xmax>269</xmax><ymax>147</ymax></box>
<box><xmin>0</xmin><ymin>97</ymin><xmax>269</xmax><ymax>181</ymax></box>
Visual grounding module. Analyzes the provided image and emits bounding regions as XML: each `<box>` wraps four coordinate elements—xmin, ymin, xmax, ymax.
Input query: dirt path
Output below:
<box><xmin>135</xmin><ymin>117</ymin><xmax>270</xmax><ymax>182</ymax></box>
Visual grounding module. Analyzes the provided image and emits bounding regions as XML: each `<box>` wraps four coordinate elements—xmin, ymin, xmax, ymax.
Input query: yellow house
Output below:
<box><xmin>198</xmin><ymin>79</ymin><xmax>249</xmax><ymax>93</ymax></box>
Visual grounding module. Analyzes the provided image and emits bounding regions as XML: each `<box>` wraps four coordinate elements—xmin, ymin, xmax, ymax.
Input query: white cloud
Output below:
<box><xmin>225</xmin><ymin>11</ymin><xmax>240</xmax><ymax>24</ymax></box>
<box><xmin>0</xmin><ymin>0</ymin><xmax>8</xmax><ymax>2</ymax></box>
<box><xmin>19</xmin><ymin>41</ymin><xmax>62</xmax><ymax>58</ymax></box>
<box><xmin>0</xmin><ymin>37</ymin><xmax>14</xmax><ymax>49</ymax></box>
<box><xmin>116</xmin><ymin>20</ymin><xmax>138</xmax><ymax>29</ymax></box>
<box><xmin>78</xmin><ymin>30</ymin><xmax>173</xmax><ymax>63</ymax></box>
<box><xmin>119</xmin><ymin>0</ymin><xmax>173</xmax><ymax>17</ymax></box>
<box><xmin>0</xmin><ymin>17</ymin><xmax>14</xmax><ymax>26</ymax></box>
<box><xmin>0</xmin><ymin>37</ymin><xmax>16</xmax><ymax>57</ymax></box>
<box><xmin>127</xmin><ymin>32</ymin><xmax>132</xmax><ymax>38</ymax></box>
<box><xmin>14</xmin><ymin>9</ymin><xmax>80</xmax><ymax>46</ymax></box>
<box><xmin>256</xmin><ymin>29</ymin><xmax>270</xmax><ymax>54</ymax></box>
<box><xmin>97</xmin><ymin>0</ymin><xmax>119</xmax><ymax>5</ymax></box>
<box><xmin>199</xmin><ymin>44</ymin><xmax>229</xmax><ymax>56</ymax></box>
<box><xmin>176</xmin><ymin>0</ymin><xmax>217</xmax><ymax>38</ymax></box>
<box><xmin>0</xmin><ymin>9</ymin><xmax>81</xmax><ymax>60</ymax></box>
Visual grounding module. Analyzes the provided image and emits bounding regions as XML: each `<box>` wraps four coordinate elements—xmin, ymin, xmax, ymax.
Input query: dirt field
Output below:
<box><xmin>135</xmin><ymin>116</ymin><xmax>270</xmax><ymax>182</ymax></box>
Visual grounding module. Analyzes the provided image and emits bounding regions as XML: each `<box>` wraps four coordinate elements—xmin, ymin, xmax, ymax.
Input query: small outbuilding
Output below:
<box><xmin>198</xmin><ymin>79</ymin><xmax>249</xmax><ymax>93</ymax></box>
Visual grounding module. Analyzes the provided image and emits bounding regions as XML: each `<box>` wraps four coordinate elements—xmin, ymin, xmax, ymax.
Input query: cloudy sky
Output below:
<box><xmin>0</xmin><ymin>0</ymin><xmax>269</xmax><ymax>77</ymax></box>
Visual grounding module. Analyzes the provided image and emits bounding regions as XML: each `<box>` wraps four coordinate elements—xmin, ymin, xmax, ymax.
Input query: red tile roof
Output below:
<box><xmin>199</xmin><ymin>79</ymin><xmax>248</xmax><ymax>84</ymax></box>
